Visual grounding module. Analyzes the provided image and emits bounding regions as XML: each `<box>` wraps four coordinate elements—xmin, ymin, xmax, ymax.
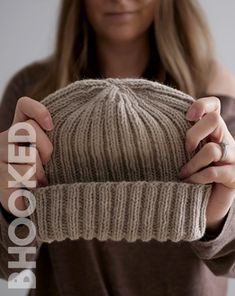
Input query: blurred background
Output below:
<box><xmin>0</xmin><ymin>0</ymin><xmax>235</xmax><ymax>295</ymax></box>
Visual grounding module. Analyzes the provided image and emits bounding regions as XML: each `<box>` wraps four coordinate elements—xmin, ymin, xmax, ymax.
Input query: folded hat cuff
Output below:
<box><xmin>25</xmin><ymin>181</ymin><xmax>212</xmax><ymax>243</ymax></box>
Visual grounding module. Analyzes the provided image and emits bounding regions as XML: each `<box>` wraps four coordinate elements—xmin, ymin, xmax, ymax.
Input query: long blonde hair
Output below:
<box><xmin>30</xmin><ymin>0</ymin><xmax>215</xmax><ymax>100</ymax></box>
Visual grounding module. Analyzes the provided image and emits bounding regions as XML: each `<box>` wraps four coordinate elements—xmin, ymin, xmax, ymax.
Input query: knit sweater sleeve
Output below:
<box><xmin>189</xmin><ymin>95</ymin><xmax>235</xmax><ymax>277</ymax></box>
<box><xmin>0</xmin><ymin>63</ymin><xmax>44</xmax><ymax>279</ymax></box>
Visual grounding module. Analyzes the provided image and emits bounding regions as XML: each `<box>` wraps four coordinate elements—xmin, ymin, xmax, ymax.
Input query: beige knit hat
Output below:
<box><xmin>25</xmin><ymin>78</ymin><xmax>212</xmax><ymax>243</ymax></box>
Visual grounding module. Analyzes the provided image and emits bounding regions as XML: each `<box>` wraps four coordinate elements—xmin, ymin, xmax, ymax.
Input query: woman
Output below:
<box><xmin>0</xmin><ymin>0</ymin><xmax>235</xmax><ymax>295</ymax></box>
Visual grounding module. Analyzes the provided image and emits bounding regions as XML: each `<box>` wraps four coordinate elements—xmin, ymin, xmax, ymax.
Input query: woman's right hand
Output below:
<box><xmin>0</xmin><ymin>96</ymin><xmax>54</xmax><ymax>214</ymax></box>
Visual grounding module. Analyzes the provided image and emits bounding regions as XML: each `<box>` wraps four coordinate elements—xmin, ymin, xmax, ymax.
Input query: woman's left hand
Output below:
<box><xmin>178</xmin><ymin>96</ymin><xmax>235</xmax><ymax>233</ymax></box>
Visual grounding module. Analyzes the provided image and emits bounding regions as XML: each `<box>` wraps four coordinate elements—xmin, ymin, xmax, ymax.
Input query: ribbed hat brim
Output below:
<box><xmin>26</xmin><ymin>180</ymin><xmax>212</xmax><ymax>243</ymax></box>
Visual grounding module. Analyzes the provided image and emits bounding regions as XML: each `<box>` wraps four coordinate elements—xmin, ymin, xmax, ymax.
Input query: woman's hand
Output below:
<box><xmin>178</xmin><ymin>96</ymin><xmax>235</xmax><ymax>233</ymax></box>
<box><xmin>0</xmin><ymin>97</ymin><xmax>54</xmax><ymax>214</ymax></box>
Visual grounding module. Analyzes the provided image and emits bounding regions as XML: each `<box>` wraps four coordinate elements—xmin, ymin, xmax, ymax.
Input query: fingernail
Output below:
<box><xmin>178</xmin><ymin>167</ymin><xmax>187</xmax><ymax>178</ymax></box>
<box><xmin>186</xmin><ymin>110</ymin><xmax>196</xmax><ymax>121</ymax></box>
<box><xmin>185</xmin><ymin>142</ymin><xmax>191</xmax><ymax>152</ymax></box>
<box><xmin>178</xmin><ymin>173</ymin><xmax>184</xmax><ymax>179</ymax></box>
<box><xmin>44</xmin><ymin>116</ymin><xmax>53</xmax><ymax>130</ymax></box>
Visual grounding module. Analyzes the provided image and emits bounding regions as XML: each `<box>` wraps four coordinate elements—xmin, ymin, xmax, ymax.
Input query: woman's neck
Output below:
<box><xmin>96</xmin><ymin>34</ymin><xmax>151</xmax><ymax>79</ymax></box>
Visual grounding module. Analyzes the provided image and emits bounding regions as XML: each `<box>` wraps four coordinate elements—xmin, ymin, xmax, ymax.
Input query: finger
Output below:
<box><xmin>179</xmin><ymin>143</ymin><xmax>235</xmax><ymax>179</ymax></box>
<box><xmin>0</xmin><ymin>156</ymin><xmax>47</xmax><ymax>213</ymax></box>
<box><xmin>0</xmin><ymin>156</ymin><xmax>48</xmax><ymax>190</ymax></box>
<box><xmin>0</xmin><ymin>187</ymin><xmax>27</xmax><ymax>213</ymax></box>
<box><xmin>182</xmin><ymin>164</ymin><xmax>235</xmax><ymax>188</ymax></box>
<box><xmin>185</xmin><ymin>112</ymin><xmax>233</xmax><ymax>152</ymax></box>
<box><xmin>34</xmin><ymin>149</ymin><xmax>49</xmax><ymax>187</ymax></box>
<box><xmin>7</xmin><ymin>163</ymin><xmax>46</xmax><ymax>189</ymax></box>
<box><xmin>12</xmin><ymin>96</ymin><xmax>53</xmax><ymax>131</ymax></box>
<box><xmin>1</xmin><ymin>142</ymin><xmax>36</xmax><ymax>164</ymax></box>
<box><xmin>3</xmin><ymin>119</ymin><xmax>53</xmax><ymax>165</ymax></box>
<box><xmin>20</xmin><ymin>119</ymin><xmax>53</xmax><ymax>166</ymax></box>
<box><xmin>186</xmin><ymin>96</ymin><xmax>221</xmax><ymax>121</ymax></box>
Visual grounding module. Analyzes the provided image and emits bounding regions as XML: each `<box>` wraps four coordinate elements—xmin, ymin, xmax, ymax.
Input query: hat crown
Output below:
<box><xmin>41</xmin><ymin>78</ymin><xmax>196</xmax><ymax>185</ymax></box>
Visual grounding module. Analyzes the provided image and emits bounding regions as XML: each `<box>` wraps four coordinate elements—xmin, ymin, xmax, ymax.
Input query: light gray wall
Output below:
<box><xmin>0</xmin><ymin>0</ymin><xmax>60</xmax><ymax>98</ymax></box>
<box><xmin>200</xmin><ymin>0</ymin><xmax>235</xmax><ymax>74</ymax></box>
<box><xmin>0</xmin><ymin>1</ymin><xmax>234</xmax><ymax>295</ymax></box>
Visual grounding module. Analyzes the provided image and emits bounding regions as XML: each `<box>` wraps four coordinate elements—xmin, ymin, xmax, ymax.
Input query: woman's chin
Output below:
<box><xmin>101</xmin><ymin>30</ymin><xmax>143</xmax><ymax>44</ymax></box>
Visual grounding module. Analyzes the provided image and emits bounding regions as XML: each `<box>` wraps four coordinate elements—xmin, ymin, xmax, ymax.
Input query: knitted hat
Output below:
<box><xmin>25</xmin><ymin>78</ymin><xmax>212</xmax><ymax>243</ymax></box>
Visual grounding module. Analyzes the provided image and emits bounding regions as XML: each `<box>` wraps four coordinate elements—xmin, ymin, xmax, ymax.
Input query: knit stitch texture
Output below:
<box><xmin>25</xmin><ymin>78</ymin><xmax>212</xmax><ymax>243</ymax></box>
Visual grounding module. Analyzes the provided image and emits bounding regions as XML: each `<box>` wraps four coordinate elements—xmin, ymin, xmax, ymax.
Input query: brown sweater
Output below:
<box><xmin>1</xmin><ymin>61</ymin><xmax>235</xmax><ymax>296</ymax></box>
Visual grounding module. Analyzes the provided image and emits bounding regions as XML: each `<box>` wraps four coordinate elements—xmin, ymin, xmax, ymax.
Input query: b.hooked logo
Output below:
<box><xmin>7</xmin><ymin>122</ymin><xmax>37</xmax><ymax>289</ymax></box>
